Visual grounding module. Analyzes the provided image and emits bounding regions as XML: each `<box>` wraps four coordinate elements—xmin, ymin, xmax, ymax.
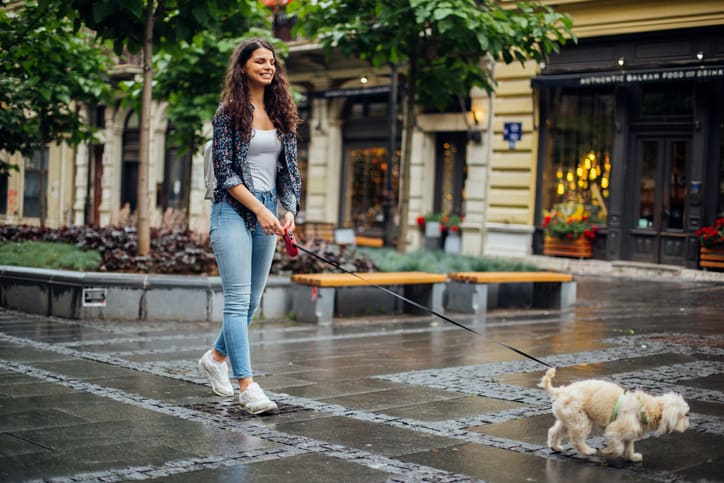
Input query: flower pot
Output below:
<box><xmin>543</xmin><ymin>235</ymin><xmax>592</xmax><ymax>258</ymax></box>
<box><xmin>444</xmin><ymin>231</ymin><xmax>461</xmax><ymax>253</ymax></box>
<box><xmin>424</xmin><ymin>221</ymin><xmax>442</xmax><ymax>250</ymax></box>
<box><xmin>699</xmin><ymin>245</ymin><xmax>724</xmax><ymax>270</ymax></box>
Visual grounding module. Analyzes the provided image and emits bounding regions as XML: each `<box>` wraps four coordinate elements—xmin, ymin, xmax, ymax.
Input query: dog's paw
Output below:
<box><xmin>575</xmin><ymin>445</ymin><xmax>597</xmax><ymax>456</ymax></box>
<box><xmin>597</xmin><ymin>447</ymin><xmax>619</xmax><ymax>459</ymax></box>
<box><xmin>628</xmin><ymin>452</ymin><xmax>643</xmax><ymax>463</ymax></box>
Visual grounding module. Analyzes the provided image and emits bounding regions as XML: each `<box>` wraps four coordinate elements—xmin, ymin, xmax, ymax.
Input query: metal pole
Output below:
<box><xmin>384</xmin><ymin>63</ymin><xmax>398</xmax><ymax>247</ymax></box>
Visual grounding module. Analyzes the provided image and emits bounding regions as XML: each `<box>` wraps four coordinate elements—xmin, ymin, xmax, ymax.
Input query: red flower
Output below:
<box><xmin>450</xmin><ymin>225</ymin><xmax>459</xmax><ymax>233</ymax></box>
<box><xmin>416</xmin><ymin>216</ymin><xmax>425</xmax><ymax>228</ymax></box>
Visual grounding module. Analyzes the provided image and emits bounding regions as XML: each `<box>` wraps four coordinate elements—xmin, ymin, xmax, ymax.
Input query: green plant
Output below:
<box><xmin>542</xmin><ymin>202</ymin><xmax>598</xmax><ymax>241</ymax></box>
<box><xmin>358</xmin><ymin>248</ymin><xmax>539</xmax><ymax>273</ymax></box>
<box><xmin>696</xmin><ymin>217</ymin><xmax>724</xmax><ymax>247</ymax></box>
<box><xmin>0</xmin><ymin>241</ymin><xmax>101</xmax><ymax>271</ymax></box>
<box><xmin>443</xmin><ymin>214</ymin><xmax>463</xmax><ymax>234</ymax></box>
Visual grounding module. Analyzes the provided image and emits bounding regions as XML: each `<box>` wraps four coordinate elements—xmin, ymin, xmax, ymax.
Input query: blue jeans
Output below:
<box><xmin>209</xmin><ymin>191</ymin><xmax>278</xmax><ymax>379</ymax></box>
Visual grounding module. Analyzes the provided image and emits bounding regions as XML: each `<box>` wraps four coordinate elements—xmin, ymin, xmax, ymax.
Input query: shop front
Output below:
<box><xmin>533</xmin><ymin>26</ymin><xmax>724</xmax><ymax>268</ymax></box>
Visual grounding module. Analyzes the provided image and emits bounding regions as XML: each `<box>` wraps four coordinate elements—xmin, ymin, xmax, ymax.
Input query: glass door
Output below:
<box><xmin>340</xmin><ymin>144</ymin><xmax>399</xmax><ymax>234</ymax></box>
<box><xmin>627</xmin><ymin>135</ymin><xmax>690</xmax><ymax>265</ymax></box>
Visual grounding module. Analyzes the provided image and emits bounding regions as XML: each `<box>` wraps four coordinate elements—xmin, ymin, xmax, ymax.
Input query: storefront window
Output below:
<box><xmin>343</xmin><ymin>146</ymin><xmax>400</xmax><ymax>232</ymax></box>
<box><xmin>542</xmin><ymin>89</ymin><xmax>614</xmax><ymax>226</ymax></box>
<box><xmin>719</xmin><ymin>122</ymin><xmax>724</xmax><ymax>218</ymax></box>
<box><xmin>0</xmin><ymin>173</ymin><xmax>7</xmax><ymax>214</ymax></box>
<box><xmin>23</xmin><ymin>149</ymin><xmax>47</xmax><ymax>218</ymax></box>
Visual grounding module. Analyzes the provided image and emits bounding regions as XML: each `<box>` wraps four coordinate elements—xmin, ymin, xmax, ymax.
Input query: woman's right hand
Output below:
<box><xmin>256</xmin><ymin>206</ymin><xmax>283</xmax><ymax>236</ymax></box>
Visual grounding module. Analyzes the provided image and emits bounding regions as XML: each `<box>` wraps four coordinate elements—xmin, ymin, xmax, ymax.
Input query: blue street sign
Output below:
<box><xmin>503</xmin><ymin>122</ymin><xmax>522</xmax><ymax>149</ymax></box>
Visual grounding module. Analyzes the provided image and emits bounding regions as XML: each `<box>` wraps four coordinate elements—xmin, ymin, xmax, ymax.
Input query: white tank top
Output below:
<box><xmin>248</xmin><ymin>129</ymin><xmax>282</xmax><ymax>191</ymax></box>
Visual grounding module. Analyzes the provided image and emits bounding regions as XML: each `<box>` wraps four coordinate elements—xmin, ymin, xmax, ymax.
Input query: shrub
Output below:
<box><xmin>0</xmin><ymin>241</ymin><xmax>101</xmax><ymax>271</ymax></box>
<box><xmin>0</xmin><ymin>224</ymin><xmax>217</xmax><ymax>275</ymax></box>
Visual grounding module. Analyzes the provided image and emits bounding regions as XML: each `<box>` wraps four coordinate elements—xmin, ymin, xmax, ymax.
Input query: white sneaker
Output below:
<box><xmin>198</xmin><ymin>350</ymin><xmax>234</xmax><ymax>397</ymax></box>
<box><xmin>239</xmin><ymin>382</ymin><xmax>277</xmax><ymax>414</ymax></box>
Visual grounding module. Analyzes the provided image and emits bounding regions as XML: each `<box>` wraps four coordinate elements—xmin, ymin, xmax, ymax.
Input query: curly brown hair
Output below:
<box><xmin>221</xmin><ymin>38</ymin><xmax>299</xmax><ymax>139</ymax></box>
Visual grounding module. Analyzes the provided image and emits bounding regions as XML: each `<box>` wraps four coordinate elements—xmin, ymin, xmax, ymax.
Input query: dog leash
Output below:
<box><xmin>284</xmin><ymin>232</ymin><xmax>553</xmax><ymax>368</ymax></box>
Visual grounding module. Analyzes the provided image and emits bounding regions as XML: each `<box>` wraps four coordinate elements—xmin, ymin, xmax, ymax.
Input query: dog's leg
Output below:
<box><xmin>623</xmin><ymin>440</ymin><xmax>642</xmax><ymax>462</ymax></box>
<box><xmin>547</xmin><ymin>420</ymin><xmax>565</xmax><ymax>452</ymax></box>
<box><xmin>599</xmin><ymin>423</ymin><xmax>626</xmax><ymax>459</ymax></box>
<box><xmin>568</xmin><ymin>418</ymin><xmax>596</xmax><ymax>456</ymax></box>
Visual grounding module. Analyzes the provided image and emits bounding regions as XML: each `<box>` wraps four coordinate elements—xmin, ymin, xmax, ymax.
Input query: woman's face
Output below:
<box><xmin>243</xmin><ymin>47</ymin><xmax>276</xmax><ymax>87</ymax></box>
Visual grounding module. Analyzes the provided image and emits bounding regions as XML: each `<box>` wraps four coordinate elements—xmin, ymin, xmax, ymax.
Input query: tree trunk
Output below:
<box><xmin>39</xmin><ymin>111</ymin><xmax>47</xmax><ymax>227</ymax></box>
<box><xmin>38</xmin><ymin>144</ymin><xmax>47</xmax><ymax>228</ymax></box>
<box><xmin>136</xmin><ymin>0</ymin><xmax>154</xmax><ymax>256</ymax></box>
<box><xmin>397</xmin><ymin>47</ymin><xmax>418</xmax><ymax>253</ymax></box>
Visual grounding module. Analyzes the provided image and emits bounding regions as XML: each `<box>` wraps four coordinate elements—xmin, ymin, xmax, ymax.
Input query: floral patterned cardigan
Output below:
<box><xmin>211</xmin><ymin>104</ymin><xmax>302</xmax><ymax>232</ymax></box>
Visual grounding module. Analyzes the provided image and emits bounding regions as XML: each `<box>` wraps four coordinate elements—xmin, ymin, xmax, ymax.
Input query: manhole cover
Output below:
<box><xmin>185</xmin><ymin>400</ymin><xmax>313</xmax><ymax>419</ymax></box>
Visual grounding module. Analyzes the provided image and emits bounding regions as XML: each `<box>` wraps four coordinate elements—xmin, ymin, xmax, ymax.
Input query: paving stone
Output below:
<box><xmin>320</xmin><ymin>386</ymin><xmax>462</xmax><ymax>412</ymax></box>
<box><xmin>672</xmin><ymin>455</ymin><xmax>724</xmax><ymax>483</ymax></box>
<box><xmin>377</xmin><ymin>395</ymin><xmax>529</xmax><ymax>422</ymax></box>
<box><xmin>32</xmin><ymin>358</ymin><xmax>147</xmax><ymax>380</ymax></box>
<box><xmin>469</xmin><ymin>413</ymin><xmax>553</xmax><ymax>446</ymax></box>
<box><xmin>633</xmin><ymin>430</ymin><xmax>724</xmax><ymax>474</ymax></box>
<box><xmin>0</xmin><ymin>441</ymin><xmax>194</xmax><ymax>481</ymax></box>
<box><xmin>0</xmin><ymin>381</ymin><xmax>79</xmax><ymax>398</ymax></box>
<box><xmin>145</xmin><ymin>453</ymin><xmax>392</xmax><ymax>482</ymax></box>
<box><xmin>677</xmin><ymin>372</ymin><xmax>724</xmax><ymax>391</ymax></box>
<box><xmin>498</xmin><ymin>353</ymin><xmax>704</xmax><ymax>388</ymax></box>
<box><xmin>0</xmin><ymin>433</ymin><xmax>51</xmax><ymax>457</ymax></box>
<box><xmin>276</xmin><ymin>378</ymin><xmax>411</xmax><ymax>400</ymax></box>
<box><xmin>90</xmin><ymin>374</ymin><xmax>211</xmax><ymax>403</ymax></box>
<box><xmin>399</xmin><ymin>442</ymin><xmax>655</xmax><ymax>483</ymax></box>
<box><xmin>0</xmin><ymin>345</ymin><xmax>75</xmax><ymax>363</ymax></box>
<box><xmin>274</xmin><ymin>415</ymin><xmax>460</xmax><ymax>457</ymax></box>
<box><xmin>0</xmin><ymin>408</ymin><xmax>90</xmax><ymax>432</ymax></box>
<box><xmin>689</xmin><ymin>400</ymin><xmax>724</xmax><ymax>419</ymax></box>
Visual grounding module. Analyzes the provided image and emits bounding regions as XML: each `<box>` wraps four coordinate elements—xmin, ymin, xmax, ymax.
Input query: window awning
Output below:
<box><xmin>531</xmin><ymin>65</ymin><xmax>724</xmax><ymax>88</ymax></box>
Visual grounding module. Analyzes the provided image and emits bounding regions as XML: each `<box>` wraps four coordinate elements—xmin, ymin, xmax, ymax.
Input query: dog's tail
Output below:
<box><xmin>537</xmin><ymin>367</ymin><xmax>560</xmax><ymax>398</ymax></box>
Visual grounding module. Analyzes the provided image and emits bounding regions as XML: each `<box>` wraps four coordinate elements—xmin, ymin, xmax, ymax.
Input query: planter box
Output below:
<box><xmin>700</xmin><ymin>245</ymin><xmax>724</xmax><ymax>270</ymax></box>
<box><xmin>543</xmin><ymin>235</ymin><xmax>592</xmax><ymax>258</ymax></box>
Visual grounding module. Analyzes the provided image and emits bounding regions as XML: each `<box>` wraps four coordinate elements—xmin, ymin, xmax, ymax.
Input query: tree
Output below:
<box><xmin>293</xmin><ymin>0</ymin><xmax>576</xmax><ymax>251</ymax></box>
<box><xmin>0</xmin><ymin>1</ymin><xmax>112</xmax><ymax>226</ymax></box>
<box><xmin>56</xmin><ymin>0</ymin><xmax>259</xmax><ymax>255</ymax></box>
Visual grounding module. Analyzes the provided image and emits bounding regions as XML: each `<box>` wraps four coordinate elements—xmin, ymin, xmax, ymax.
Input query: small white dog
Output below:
<box><xmin>539</xmin><ymin>367</ymin><xmax>690</xmax><ymax>462</ymax></box>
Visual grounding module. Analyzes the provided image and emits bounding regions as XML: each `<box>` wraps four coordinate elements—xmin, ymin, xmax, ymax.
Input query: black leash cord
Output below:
<box><xmin>293</xmin><ymin>243</ymin><xmax>553</xmax><ymax>368</ymax></box>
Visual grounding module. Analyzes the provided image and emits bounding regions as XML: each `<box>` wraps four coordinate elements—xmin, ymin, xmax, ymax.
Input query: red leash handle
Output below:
<box><xmin>283</xmin><ymin>229</ymin><xmax>299</xmax><ymax>257</ymax></box>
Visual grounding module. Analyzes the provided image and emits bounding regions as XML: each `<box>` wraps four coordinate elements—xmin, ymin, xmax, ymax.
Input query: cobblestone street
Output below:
<box><xmin>1</xmin><ymin>275</ymin><xmax>722</xmax><ymax>482</ymax></box>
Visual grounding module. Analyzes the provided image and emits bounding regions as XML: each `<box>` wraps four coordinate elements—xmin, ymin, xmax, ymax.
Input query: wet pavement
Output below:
<box><xmin>0</xmin><ymin>274</ymin><xmax>723</xmax><ymax>482</ymax></box>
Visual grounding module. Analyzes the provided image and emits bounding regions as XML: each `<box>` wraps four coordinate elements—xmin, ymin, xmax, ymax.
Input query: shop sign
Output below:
<box><xmin>532</xmin><ymin>65</ymin><xmax>724</xmax><ymax>88</ymax></box>
<box><xmin>503</xmin><ymin>122</ymin><xmax>522</xmax><ymax>149</ymax></box>
<box><xmin>317</xmin><ymin>85</ymin><xmax>391</xmax><ymax>99</ymax></box>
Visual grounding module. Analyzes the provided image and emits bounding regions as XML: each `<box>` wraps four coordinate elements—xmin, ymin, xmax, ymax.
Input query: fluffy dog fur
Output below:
<box><xmin>538</xmin><ymin>367</ymin><xmax>690</xmax><ymax>462</ymax></box>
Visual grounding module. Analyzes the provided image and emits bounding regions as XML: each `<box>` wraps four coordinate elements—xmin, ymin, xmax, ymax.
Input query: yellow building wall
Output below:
<box><xmin>488</xmin><ymin>0</ymin><xmax>724</xmax><ymax>227</ymax></box>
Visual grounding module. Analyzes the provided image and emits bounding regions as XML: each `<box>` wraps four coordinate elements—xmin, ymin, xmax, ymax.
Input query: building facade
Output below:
<box><xmin>2</xmin><ymin>1</ymin><xmax>722</xmax><ymax>271</ymax></box>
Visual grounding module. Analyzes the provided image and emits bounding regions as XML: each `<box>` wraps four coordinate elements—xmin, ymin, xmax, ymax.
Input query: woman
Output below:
<box><xmin>198</xmin><ymin>38</ymin><xmax>301</xmax><ymax>414</ymax></box>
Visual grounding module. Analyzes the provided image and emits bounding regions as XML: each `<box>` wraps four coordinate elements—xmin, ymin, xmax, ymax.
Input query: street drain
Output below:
<box><xmin>186</xmin><ymin>400</ymin><xmax>312</xmax><ymax>419</ymax></box>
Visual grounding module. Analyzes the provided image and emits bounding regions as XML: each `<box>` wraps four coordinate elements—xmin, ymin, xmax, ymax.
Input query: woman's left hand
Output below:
<box><xmin>282</xmin><ymin>211</ymin><xmax>295</xmax><ymax>235</ymax></box>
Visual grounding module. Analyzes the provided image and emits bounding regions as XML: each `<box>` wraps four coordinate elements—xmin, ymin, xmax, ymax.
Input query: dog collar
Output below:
<box><xmin>610</xmin><ymin>393</ymin><xmax>649</xmax><ymax>425</ymax></box>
